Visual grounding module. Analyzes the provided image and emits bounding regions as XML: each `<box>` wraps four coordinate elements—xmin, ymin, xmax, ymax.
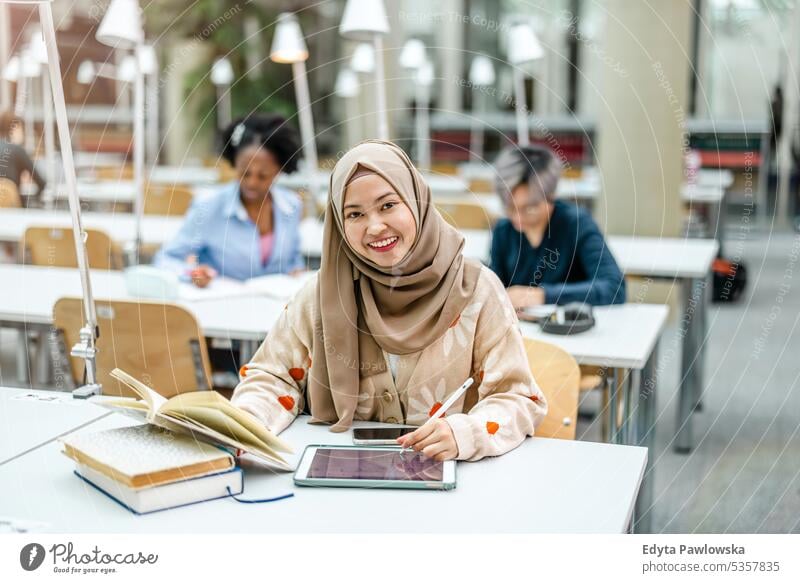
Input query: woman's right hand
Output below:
<box><xmin>190</xmin><ymin>265</ymin><xmax>217</xmax><ymax>288</ymax></box>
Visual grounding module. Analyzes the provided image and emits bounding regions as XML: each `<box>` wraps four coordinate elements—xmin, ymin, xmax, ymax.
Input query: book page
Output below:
<box><xmin>161</xmin><ymin>391</ymin><xmax>292</xmax><ymax>453</ymax></box>
<box><xmin>109</xmin><ymin>369</ymin><xmax>168</xmax><ymax>422</ymax></box>
<box><xmin>151</xmin><ymin>413</ymin><xmax>291</xmax><ymax>470</ymax></box>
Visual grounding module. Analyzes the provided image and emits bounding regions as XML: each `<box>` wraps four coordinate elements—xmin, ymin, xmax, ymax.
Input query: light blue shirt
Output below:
<box><xmin>153</xmin><ymin>181</ymin><xmax>305</xmax><ymax>280</ymax></box>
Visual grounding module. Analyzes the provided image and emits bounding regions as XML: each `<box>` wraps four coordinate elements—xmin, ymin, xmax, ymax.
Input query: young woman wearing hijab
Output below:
<box><xmin>154</xmin><ymin>114</ymin><xmax>305</xmax><ymax>286</ymax></box>
<box><xmin>490</xmin><ymin>144</ymin><xmax>625</xmax><ymax>308</ymax></box>
<box><xmin>231</xmin><ymin>140</ymin><xmax>546</xmax><ymax>461</ymax></box>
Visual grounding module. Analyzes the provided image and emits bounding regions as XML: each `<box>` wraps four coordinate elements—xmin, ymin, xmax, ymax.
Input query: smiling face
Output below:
<box><xmin>342</xmin><ymin>172</ymin><xmax>417</xmax><ymax>267</ymax></box>
<box><xmin>235</xmin><ymin>144</ymin><xmax>280</xmax><ymax>203</ymax></box>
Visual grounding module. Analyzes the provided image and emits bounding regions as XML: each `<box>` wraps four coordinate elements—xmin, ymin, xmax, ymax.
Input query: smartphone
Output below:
<box><xmin>352</xmin><ymin>426</ymin><xmax>413</xmax><ymax>445</ymax></box>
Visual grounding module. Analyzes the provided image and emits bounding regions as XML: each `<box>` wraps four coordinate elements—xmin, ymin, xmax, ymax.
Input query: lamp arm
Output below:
<box><xmin>38</xmin><ymin>1</ymin><xmax>101</xmax><ymax>397</ymax></box>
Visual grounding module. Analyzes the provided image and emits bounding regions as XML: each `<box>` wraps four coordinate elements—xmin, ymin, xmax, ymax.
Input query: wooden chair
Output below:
<box><xmin>95</xmin><ymin>165</ymin><xmax>133</xmax><ymax>180</ymax></box>
<box><xmin>53</xmin><ymin>298</ymin><xmax>213</xmax><ymax>399</ymax></box>
<box><xmin>524</xmin><ymin>338</ymin><xmax>581</xmax><ymax>440</ymax></box>
<box><xmin>436</xmin><ymin>201</ymin><xmax>494</xmax><ymax>230</ymax></box>
<box><xmin>144</xmin><ymin>184</ymin><xmax>193</xmax><ymax>216</ymax></box>
<box><xmin>22</xmin><ymin>226</ymin><xmax>121</xmax><ymax>270</ymax></box>
<box><xmin>0</xmin><ymin>177</ymin><xmax>22</xmax><ymax>208</ymax></box>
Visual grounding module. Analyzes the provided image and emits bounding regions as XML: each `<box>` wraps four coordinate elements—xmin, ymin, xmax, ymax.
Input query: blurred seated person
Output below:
<box><xmin>490</xmin><ymin>144</ymin><xmax>625</xmax><ymax>309</ymax></box>
<box><xmin>154</xmin><ymin>114</ymin><xmax>305</xmax><ymax>287</ymax></box>
<box><xmin>0</xmin><ymin>111</ymin><xmax>46</xmax><ymax>207</ymax></box>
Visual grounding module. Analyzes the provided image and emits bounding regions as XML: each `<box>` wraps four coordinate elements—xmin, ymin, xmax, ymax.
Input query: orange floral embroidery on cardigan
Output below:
<box><xmin>486</xmin><ymin>421</ymin><xmax>499</xmax><ymax>435</ymax></box>
<box><xmin>288</xmin><ymin>367</ymin><xmax>305</xmax><ymax>381</ymax></box>
<box><xmin>238</xmin><ymin>365</ymin><xmax>248</xmax><ymax>378</ymax></box>
<box><xmin>428</xmin><ymin>402</ymin><xmax>444</xmax><ymax>418</ymax></box>
<box><xmin>278</xmin><ymin>395</ymin><xmax>295</xmax><ymax>411</ymax></box>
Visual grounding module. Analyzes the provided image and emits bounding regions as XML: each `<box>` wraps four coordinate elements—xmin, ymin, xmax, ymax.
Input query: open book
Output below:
<box><xmin>91</xmin><ymin>368</ymin><xmax>293</xmax><ymax>471</ymax></box>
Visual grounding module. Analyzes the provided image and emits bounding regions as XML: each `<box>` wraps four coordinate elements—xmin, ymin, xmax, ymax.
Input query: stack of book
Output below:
<box><xmin>60</xmin><ymin>367</ymin><xmax>294</xmax><ymax>515</ymax></box>
<box><xmin>62</xmin><ymin>424</ymin><xmax>243</xmax><ymax>515</ymax></box>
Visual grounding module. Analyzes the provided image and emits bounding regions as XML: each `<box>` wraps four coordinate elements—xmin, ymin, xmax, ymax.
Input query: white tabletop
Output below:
<box><xmin>458</xmin><ymin>163</ymin><xmax>600</xmax><ymax>201</ymax></box>
<box><xmin>0</xmin><ymin>264</ymin><xmax>283</xmax><ymax>341</ymax></box>
<box><xmin>696</xmin><ymin>169</ymin><xmax>734</xmax><ymax>189</ymax></box>
<box><xmin>0</xmin><ymin>264</ymin><xmax>667</xmax><ymax>370</ymax></box>
<box><xmin>148</xmin><ymin>166</ymin><xmax>221</xmax><ymax>185</ymax></box>
<box><xmin>0</xmin><ymin>209</ymin><xmax>182</xmax><ymax>246</ymax></box>
<box><xmin>0</xmin><ymin>388</ymin><xmax>110</xmax><ymax>464</ymax></box>
<box><xmin>520</xmin><ymin>304</ymin><xmax>668</xmax><ymax>370</ymax></box>
<box><xmin>0</xmin><ymin>408</ymin><xmax>646</xmax><ymax>533</ymax></box>
<box><xmin>300</xmin><ymin>219</ymin><xmax>719</xmax><ymax>279</ymax></box>
<box><xmin>606</xmin><ymin>236</ymin><xmax>719</xmax><ymax>279</ymax></box>
<box><xmin>681</xmin><ymin>183</ymin><xmax>725</xmax><ymax>204</ymax></box>
<box><xmin>286</xmin><ymin>169</ymin><xmax>470</xmax><ymax>197</ymax></box>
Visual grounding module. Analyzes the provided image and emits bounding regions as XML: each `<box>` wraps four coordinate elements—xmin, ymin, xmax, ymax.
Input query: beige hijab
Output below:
<box><xmin>308</xmin><ymin>140</ymin><xmax>481</xmax><ymax>431</ymax></box>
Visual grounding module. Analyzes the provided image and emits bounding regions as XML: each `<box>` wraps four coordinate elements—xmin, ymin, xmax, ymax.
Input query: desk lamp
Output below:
<box><xmin>270</xmin><ymin>12</ymin><xmax>319</xmax><ymax>201</ymax></box>
<box><xmin>339</xmin><ymin>0</ymin><xmax>390</xmax><ymax>140</ymax></box>
<box><xmin>96</xmin><ymin>0</ymin><xmax>145</xmax><ymax>265</ymax></box>
<box><xmin>5</xmin><ymin>0</ymin><xmax>100</xmax><ymax>397</ymax></box>
<box><xmin>507</xmin><ymin>22</ymin><xmax>543</xmax><ymax>147</ymax></box>
<box><xmin>468</xmin><ymin>56</ymin><xmax>495</xmax><ymax>162</ymax></box>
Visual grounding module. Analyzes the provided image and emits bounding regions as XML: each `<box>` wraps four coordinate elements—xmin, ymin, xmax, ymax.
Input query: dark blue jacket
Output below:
<box><xmin>490</xmin><ymin>200</ymin><xmax>626</xmax><ymax>305</ymax></box>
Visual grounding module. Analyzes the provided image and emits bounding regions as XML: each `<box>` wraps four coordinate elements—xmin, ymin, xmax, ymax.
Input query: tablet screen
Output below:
<box><xmin>308</xmin><ymin>448</ymin><xmax>444</xmax><ymax>481</ymax></box>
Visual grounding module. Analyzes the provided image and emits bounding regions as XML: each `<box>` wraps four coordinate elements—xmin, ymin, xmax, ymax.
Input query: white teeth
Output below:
<box><xmin>367</xmin><ymin>237</ymin><xmax>398</xmax><ymax>249</ymax></box>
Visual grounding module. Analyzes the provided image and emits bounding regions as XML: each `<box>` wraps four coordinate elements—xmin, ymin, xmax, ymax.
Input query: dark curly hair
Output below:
<box><xmin>219</xmin><ymin>114</ymin><xmax>301</xmax><ymax>174</ymax></box>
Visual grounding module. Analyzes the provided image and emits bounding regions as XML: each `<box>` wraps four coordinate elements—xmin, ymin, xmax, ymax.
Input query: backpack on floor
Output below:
<box><xmin>712</xmin><ymin>258</ymin><xmax>747</xmax><ymax>302</ymax></box>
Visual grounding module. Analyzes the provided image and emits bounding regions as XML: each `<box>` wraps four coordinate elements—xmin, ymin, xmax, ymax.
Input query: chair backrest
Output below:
<box><xmin>95</xmin><ymin>165</ymin><xmax>133</xmax><ymax>180</ymax></box>
<box><xmin>144</xmin><ymin>184</ymin><xmax>193</xmax><ymax>216</ymax></box>
<box><xmin>23</xmin><ymin>226</ymin><xmax>120</xmax><ymax>270</ymax></box>
<box><xmin>523</xmin><ymin>338</ymin><xmax>581</xmax><ymax>440</ymax></box>
<box><xmin>0</xmin><ymin>177</ymin><xmax>22</xmax><ymax>208</ymax></box>
<box><xmin>436</xmin><ymin>201</ymin><xmax>494</xmax><ymax>230</ymax></box>
<box><xmin>53</xmin><ymin>297</ymin><xmax>213</xmax><ymax>398</ymax></box>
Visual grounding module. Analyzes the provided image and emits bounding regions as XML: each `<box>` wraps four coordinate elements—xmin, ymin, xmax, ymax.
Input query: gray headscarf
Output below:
<box><xmin>493</xmin><ymin>144</ymin><xmax>562</xmax><ymax>205</ymax></box>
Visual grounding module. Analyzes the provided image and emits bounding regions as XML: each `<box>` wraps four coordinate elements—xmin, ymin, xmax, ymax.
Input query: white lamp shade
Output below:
<box><xmin>508</xmin><ymin>23</ymin><xmax>544</xmax><ymax>65</ymax></box>
<box><xmin>96</xmin><ymin>0</ymin><xmax>144</xmax><ymax>48</ymax></box>
<box><xmin>28</xmin><ymin>31</ymin><xmax>49</xmax><ymax>64</ymax></box>
<box><xmin>138</xmin><ymin>45</ymin><xmax>157</xmax><ymax>75</ymax></box>
<box><xmin>350</xmin><ymin>42</ymin><xmax>375</xmax><ymax>74</ymax></box>
<box><xmin>2</xmin><ymin>55</ymin><xmax>20</xmax><ymax>81</ymax></box>
<box><xmin>270</xmin><ymin>12</ymin><xmax>308</xmax><ymax>64</ymax></box>
<box><xmin>20</xmin><ymin>51</ymin><xmax>41</xmax><ymax>78</ymax></box>
<box><xmin>77</xmin><ymin>60</ymin><xmax>96</xmax><ymax>84</ymax></box>
<box><xmin>469</xmin><ymin>56</ymin><xmax>495</xmax><ymax>86</ymax></box>
<box><xmin>334</xmin><ymin>68</ymin><xmax>359</xmax><ymax>98</ymax></box>
<box><xmin>415</xmin><ymin>60</ymin><xmax>434</xmax><ymax>87</ymax></box>
<box><xmin>117</xmin><ymin>55</ymin><xmax>137</xmax><ymax>83</ymax></box>
<box><xmin>399</xmin><ymin>39</ymin><xmax>426</xmax><ymax>69</ymax></box>
<box><xmin>339</xmin><ymin>0</ymin><xmax>389</xmax><ymax>40</ymax></box>
<box><xmin>210</xmin><ymin>58</ymin><xmax>234</xmax><ymax>86</ymax></box>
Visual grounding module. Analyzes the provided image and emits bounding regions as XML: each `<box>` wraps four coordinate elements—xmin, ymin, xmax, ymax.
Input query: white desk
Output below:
<box><xmin>681</xmin><ymin>183</ymin><xmax>727</xmax><ymax>256</ymax></box>
<box><xmin>288</xmin><ymin>169</ymin><xmax>470</xmax><ymax>197</ymax></box>
<box><xmin>0</xmin><ymin>388</ymin><xmax>110</xmax><ymax>464</ymax></box>
<box><xmin>148</xmin><ymin>166</ymin><xmax>221</xmax><ymax>185</ymax></box>
<box><xmin>0</xmin><ymin>407</ymin><xmax>647</xmax><ymax>533</ymax></box>
<box><xmin>521</xmin><ymin>303</ymin><xmax>667</xmax><ymax>532</ymax></box>
<box><xmin>0</xmin><ymin>264</ymin><xmax>285</xmax><ymax>387</ymax></box>
<box><xmin>0</xmin><ymin>209</ymin><xmax>182</xmax><ymax>247</ymax></box>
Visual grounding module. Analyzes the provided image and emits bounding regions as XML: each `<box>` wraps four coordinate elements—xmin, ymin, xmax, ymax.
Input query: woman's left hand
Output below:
<box><xmin>396</xmin><ymin>419</ymin><xmax>458</xmax><ymax>461</ymax></box>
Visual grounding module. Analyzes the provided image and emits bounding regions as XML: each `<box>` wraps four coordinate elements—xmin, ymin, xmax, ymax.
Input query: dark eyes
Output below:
<box><xmin>345</xmin><ymin>200</ymin><xmax>399</xmax><ymax>220</ymax></box>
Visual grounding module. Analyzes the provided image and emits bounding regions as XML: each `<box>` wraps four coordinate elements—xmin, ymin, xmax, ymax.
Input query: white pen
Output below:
<box><xmin>400</xmin><ymin>376</ymin><xmax>475</xmax><ymax>453</ymax></box>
